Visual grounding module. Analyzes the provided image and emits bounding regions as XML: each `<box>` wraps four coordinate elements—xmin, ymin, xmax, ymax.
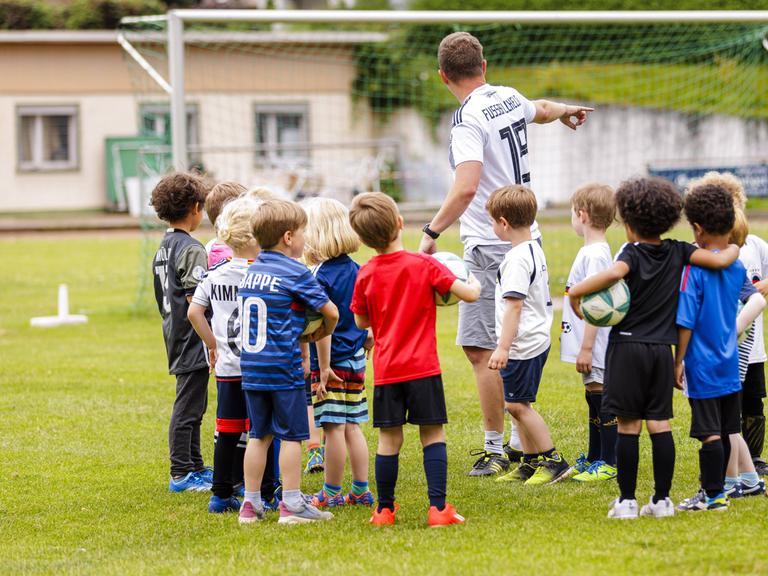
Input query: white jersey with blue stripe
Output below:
<box><xmin>449</xmin><ymin>83</ymin><xmax>539</xmax><ymax>248</ymax></box>
<box><xmin>239</xmin><ymin>251</ymin><xmax>329</xmax><ymax>391</ymax></box>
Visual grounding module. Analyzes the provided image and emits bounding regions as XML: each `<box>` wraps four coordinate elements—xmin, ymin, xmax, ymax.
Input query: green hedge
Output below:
<box><xmin>0</xmin><ymin>0</ymin><xmax>55</xmax><ymax>29</ymax></box>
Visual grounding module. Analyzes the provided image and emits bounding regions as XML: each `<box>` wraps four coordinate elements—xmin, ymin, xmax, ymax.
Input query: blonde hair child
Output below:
<box><xmin>302</xmin><ymin>197</ymin><xmax>374</xmax><ymax>508</ymax></box>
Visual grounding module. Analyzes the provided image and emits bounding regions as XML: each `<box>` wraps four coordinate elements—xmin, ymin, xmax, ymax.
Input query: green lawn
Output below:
<box><xmin>2</xmin><ymin>224</ymin><xmax>768</xmax><ymax>575</ymax></box>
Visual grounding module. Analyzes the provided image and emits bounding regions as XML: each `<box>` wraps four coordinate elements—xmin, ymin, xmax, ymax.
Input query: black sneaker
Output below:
<box><xmin>753</xmin><ymin>458</ymin><xmax>768</xmax><ymax>476</ymax></box>
<box><xmin>467</xmin><ymin>449</ymin><xmax>510</xmax><ymax>477</ymax></box>
<box><xmin>503</xmin><ymin>443</ymin><xmax>524</xmax><ymax>464</ymax></box>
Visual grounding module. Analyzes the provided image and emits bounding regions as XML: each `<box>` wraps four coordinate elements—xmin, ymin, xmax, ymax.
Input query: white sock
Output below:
<box><xmin>283</xmin><ymin>489</ymin><xmax>304</xmax><ymax>509</ymax></box>
<box><xmin>484</xmin><ymin>430</ymin><xmax>504</xmax><ymax>455</ymax></box>
<box><xmin>244</xmin><ymin>490</ymin><xmax>261</xmax><ymax>507</ymax></box>
<box><xmin>508</xmin><ymin>421</ymin><xmax>522</xmax><ymax>451</ymax></box>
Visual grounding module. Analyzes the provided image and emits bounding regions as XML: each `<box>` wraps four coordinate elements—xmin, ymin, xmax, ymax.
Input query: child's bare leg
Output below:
<box><xmin>346</xmin><ymin>423</ymin><xmax>369</xmax><ymax>482</ymax></box>
<box><xmin>307</xmin><ymin>405</ymin><xmax>322</xmax><ymax>447</ymax></box>
<box><xmin>727</xmin><ymin>433</ymin><xmax>742</xmax><ymax>478</ymax></box>
<box><xmin>376</xmin><ymin>427</ymin><xmax>403</xmax><ymax>511</ymax></box>
<box><xmin>244</xmin><ymin>435</ymin><xmax>272</xmax><ymax>494</ymax></box>
<box><xmin>322</xmin><ymin>423</ymin><xmax>346</xmax><ymax>487</ymax></box>
<box><xmin>736</xmin><ymin>434</ymin><xmax>757</xmax><ymax>473</ymax></box>
<box><xmin>279</xmin><ymin>439</ymin><xmax>303</xmax><ymax>493</ymax></box>
<box><xmin>506</xmin><ymin>402</ymin><xmax>553</xmax><ymax>453</ymax></box>
<box><xmin>646</xmin><ymin>419</ymin><xmax>674</xmax><ymax>503</ymax></box>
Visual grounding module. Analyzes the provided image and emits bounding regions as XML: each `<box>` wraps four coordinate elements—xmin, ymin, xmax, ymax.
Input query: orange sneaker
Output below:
<box><xmin>370</xmin><ymin>503</ymin><xmax>399</xmax><ymax>526</ymax></box>
<box><xmin>427</xmin><ymin>503</ymin><xmax>466</xmax><ymax>527</ymax></box>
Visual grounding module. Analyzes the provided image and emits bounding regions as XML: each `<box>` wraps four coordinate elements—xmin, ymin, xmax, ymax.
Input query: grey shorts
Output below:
<box><xmin>457</xmin><ymin>243</ymin><xmax>510</xmax><ymax>350</ymax></box>
<box><xmin>582</xmin><ymin>366</ymin><xmax>605</xmax><ymax>386</ymax></box>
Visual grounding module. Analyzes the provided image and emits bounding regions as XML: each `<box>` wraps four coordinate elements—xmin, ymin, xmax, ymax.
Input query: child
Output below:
<box><xmin>484</xmin><ymin>186</ymin><xmax>570</xmax><ymax>485</ymax></box>
<box><xmin>237</xmin><ymin>199</ymin><xmax>339</xmax><ymax>525</ymax></box>
<box><xmin>303</xmin><ymin>198</ymin><xmax>374</xmax><ymax>508</ymax></box>
<box><xmin>349</xmin><ymin>192</ymin><xmax>480</xmax><ymax>527</ymax></box>
<box><xmin>561</xmin><ymin>183</ymin><xmax>618</xmax><ymax>482</ymax></box>
<box><xmin>691</xmin><ymin>171</ymin><xmax>768</xmax><ymax>477</ymax></box>
<box><xmin>188</xmin><ymin>197</ymin><xmax>280</xmax><ymax>513</ymax></box>
<box><xmin>203</xmin><ymin>181</ymin><xmax>247</xmax><ymax>268</ymax></box>
<box><xmin>567</xmin><ymin>177</ymin><xmax>739</xmax><ymax>519</ymax></box>
<box><xmin>674</xmin><ymin>184</ymin><xmax>746</xmax><ymax>511</ymax></box>
<box><xmin>150</xmin><ymin>172</ymin><xmax>213</xmax><ymax>493</ymax></box>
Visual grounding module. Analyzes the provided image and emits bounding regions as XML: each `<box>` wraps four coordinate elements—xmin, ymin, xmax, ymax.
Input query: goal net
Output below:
<box><xmin>118</xmin><ymin>11</ymin><xmax>768</xmax><ymax>305</ymax></box>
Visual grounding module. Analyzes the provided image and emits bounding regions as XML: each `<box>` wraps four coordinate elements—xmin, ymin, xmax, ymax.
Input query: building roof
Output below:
<box><xmin>0</xmin><ymin>29</ymin><xmax>388</xmax><ymax>45</ymax></box>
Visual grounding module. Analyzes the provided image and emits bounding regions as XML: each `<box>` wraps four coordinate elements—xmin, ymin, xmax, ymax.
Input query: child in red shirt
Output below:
<box><xmin>349</xmin><ymin>192</ymin><xmax>481</xmax><ymax>527</ymax></box>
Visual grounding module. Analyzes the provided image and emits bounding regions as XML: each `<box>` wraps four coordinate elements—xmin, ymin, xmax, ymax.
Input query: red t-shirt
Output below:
<box><xmin>350</xmin><ymin>251</ymin><xmax>456</xmax><ymax>385</ymax></box>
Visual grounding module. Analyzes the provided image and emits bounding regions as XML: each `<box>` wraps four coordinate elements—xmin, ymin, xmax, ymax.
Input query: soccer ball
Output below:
<box><xmin>579</xmin><ymin>280</ymin><xmax>630</xmax><ymax>327</ymax></box>
<box><xmin>432</xmin><ymin>251</ymin><xmax>471</xmax><ymax>307</ymax></box>
<box><xmin>303</xmin><ymin>308</ymin><xmax>324</xmax><ymax>336</ymax></box>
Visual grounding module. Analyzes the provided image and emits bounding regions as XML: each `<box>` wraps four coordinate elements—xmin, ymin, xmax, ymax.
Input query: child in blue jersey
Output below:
<box><xmin>674</xmin><ymin>184</ymin><xmax>747</xmax><ymax>512</ymax></box>
<box><xmin>237</xmin><ymin>199</ymin><xmax>339</xmax><ymax>525</ymax></box>
<box><xmin>302</xmin><ymin>198</ymin><xmax>374</xmax><ymax>509</ymax></box>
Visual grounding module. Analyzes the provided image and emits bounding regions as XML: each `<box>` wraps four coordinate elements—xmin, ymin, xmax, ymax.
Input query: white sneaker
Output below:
<box><xmin>639</xmin><ymin>496</ymin><xmax>674</xmax><ymax>518</ymax></box>
<box><xmin>607</xmin><ymin>498</ymin><xmax>638</xmax><ymax>519</ymax></box>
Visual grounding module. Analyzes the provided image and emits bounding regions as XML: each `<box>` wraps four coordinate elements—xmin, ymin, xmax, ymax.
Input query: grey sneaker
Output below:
<box><xmin>639</xmin><ymin>496</ymin><xmax>674</xmax><ymax>518</ymax></box>
<box><xmin>277</xmin><ymin>501</ymin><xmax>333</xmax><ymax>524</ymax></box>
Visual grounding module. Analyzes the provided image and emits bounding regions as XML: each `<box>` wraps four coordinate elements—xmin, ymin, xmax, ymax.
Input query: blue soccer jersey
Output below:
<box><xmin>309</xmin><ymin>255</ymin><xmax>368</xmax><ymax>371</ymax></box>
<box><xmin>239</xmin><ymin>251</ymin><xmax>329</xmax><ymax>391</ymax></box>
<box><xmin>677</xmin><ymin>259</ymin><xmax>746</xmax><ymax>399</ymax></box>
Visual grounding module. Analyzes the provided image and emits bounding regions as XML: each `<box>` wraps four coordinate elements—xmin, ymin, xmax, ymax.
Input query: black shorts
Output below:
<box><xmin>500</xmin><ymin>347</ymin><xmax>550</xmax><ymax>403</ymax></box>
<box><xmin>743</xmin><ymin>363</ymin><xmax>766</xmax><ymax>399</ymax></box>
<box><xmin>216</xmin><ymin>377</ymin><xmax>248</xmax><ymax>434</ymax></box>
<box><xmin>603</xmin><ymin>342</ymin><xmax>674</xmax><ymax>421</ymax></box>
<box><xmin>689</xmin><ymin>391</ymin><xmax>742</xmax><ymax>439</ymax></box>
<box><xmin>373</xmin><ymin>375</ymin><xmax>447</xmax><ymax>428</ymax></box>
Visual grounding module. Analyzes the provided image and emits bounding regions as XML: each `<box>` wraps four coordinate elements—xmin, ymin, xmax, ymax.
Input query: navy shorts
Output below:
<box><xmin>244</xmin><ymin>387</ymin><xmax>310</xmax><ymax>442</ymax></box>
<box><xmin>500</xmin><ymin>347</ymin><xmax>550</xmax><ymax>403</ymax></box>
<box><xmin>216</xmin><ymin>377</ymin><xmax>248</xmax><ymax>433</ymax></box>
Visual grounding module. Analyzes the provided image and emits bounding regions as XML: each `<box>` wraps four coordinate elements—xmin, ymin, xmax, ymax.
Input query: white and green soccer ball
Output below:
<box><xmin>580</xmin><ymin>279</ymin><xmax>631</xmax><ymax>327</ymax></box>
<box><xmin>432</xmin><ymin>251</ymin><xmax>470</xmax><ymax>307</ymax></box>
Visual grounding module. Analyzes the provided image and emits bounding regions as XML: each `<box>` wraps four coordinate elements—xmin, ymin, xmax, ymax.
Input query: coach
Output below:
<box><xmin>418</xmin><ymin>31</ymin><xmax>593</xmax><ymax>477</ymax></box>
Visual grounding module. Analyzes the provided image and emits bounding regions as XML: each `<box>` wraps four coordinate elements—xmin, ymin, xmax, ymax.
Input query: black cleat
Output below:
<box><xmin>467</xmin><ymin>449</ymin><xmax>511</xmax><ymax>477</ymax></box>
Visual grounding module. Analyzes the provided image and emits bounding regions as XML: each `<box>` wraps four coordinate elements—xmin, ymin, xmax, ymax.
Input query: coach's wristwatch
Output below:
<box><xmin>422</xmin><ymin>224</ymin><xmax>440</xmax><ymax>240</ymax></box>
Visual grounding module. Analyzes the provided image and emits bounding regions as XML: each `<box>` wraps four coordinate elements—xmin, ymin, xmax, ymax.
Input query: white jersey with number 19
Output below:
<box><xmin>449</xmin><ymin>83</ymin><xmax>539</xmax><ymax>248</ymax></box>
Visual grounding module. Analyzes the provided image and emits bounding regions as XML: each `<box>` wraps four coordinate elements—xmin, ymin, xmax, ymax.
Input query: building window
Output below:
<box><xmin>17</xmin><ymin>105</ymin><xmax>78</xmax><ymax>171</ymax></box>
<box><xmin>139</xmin><ymin>103</ymin><xmax>200</xmax><ymax>164</ymax></box>
<box><xmin>254</xmin><ymin>104</ymin><xmax>309</xmax><ymax>167</ymax></box>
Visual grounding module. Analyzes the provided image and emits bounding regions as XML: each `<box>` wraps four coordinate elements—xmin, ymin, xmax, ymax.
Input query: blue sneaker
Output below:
<box><xmin>197</xmin><ymin>467</ymin><xmax>214</xmax><ymax>484</ymax></box>
<box><xmin>742</xmin><ymin>479</ymin><xmax>766</xmax><ymax>497</ymax></box>
<box><xmin>566</xmin><ymin>453</ymin><xmax>590</xmax><ymax>479</ymax></box>
<box><xmin>208</xmin><ymin>495</ymin><xmax>241</xmax><ymax>513</ymax></box>
<box><xmin>169</xmin><ymin>472</ymin><xmax>211</xmax><ymax>493</ymax></box>
<box><xmin>263</xmin><ymin>495</ymin><xmax>281</xmax><ymax>512</ymax></box>
<box><xmin>725</xmin><ymin>483</ymin><xmax>744</xmax><ymax>499</ymax></box>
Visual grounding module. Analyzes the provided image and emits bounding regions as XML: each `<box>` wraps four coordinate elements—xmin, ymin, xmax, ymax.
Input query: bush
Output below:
<box><xmin>63</xmin><ymin>0</ymin><xmax>165</xmax><ymax>30</ymax></box>
<box><xmin>0</xmin><ymin>0</ymin><xmax>55</xmax><ymax>29</ymax></box>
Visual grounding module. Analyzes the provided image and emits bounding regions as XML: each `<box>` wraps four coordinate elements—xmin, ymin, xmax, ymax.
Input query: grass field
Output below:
<box><xmin>3</xmin><ymin>223</ymin><xmax>768</xmax><ymax>575</ymax></box>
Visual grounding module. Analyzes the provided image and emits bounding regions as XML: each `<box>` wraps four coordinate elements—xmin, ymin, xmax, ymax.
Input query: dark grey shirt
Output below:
<box><xmin>153</xmin><ymin>229</ymin><xmax>208</xmax><ymax>375</ymax></box>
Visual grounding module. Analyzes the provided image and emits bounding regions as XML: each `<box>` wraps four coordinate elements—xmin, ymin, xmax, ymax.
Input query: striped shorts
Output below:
<box><xmin>310</xmin><ymin>348</ymin><xmax>369</xmax><ymax>426</ymax></box>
